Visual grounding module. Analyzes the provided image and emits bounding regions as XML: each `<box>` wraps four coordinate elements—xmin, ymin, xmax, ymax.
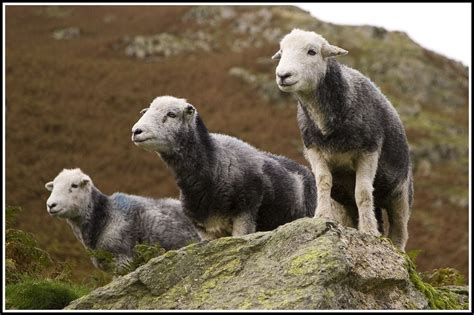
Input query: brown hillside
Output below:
<box><xmin>5</xmin><ymin>5</ymin><xmax>469</xmax><ymax>281</ymax></box>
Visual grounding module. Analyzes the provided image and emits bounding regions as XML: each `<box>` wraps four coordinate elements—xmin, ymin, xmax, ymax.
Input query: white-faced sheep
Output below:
<box><xmin>45</xmin><ymin>168</ymin><xmax>200</xmax><ymax>271</ymax></box>
<box><xmin>272</xmin><ymin>29</ymin><xmax>413</xmax><ymax>250</ymax></box>
<box><xmin>131</xmin><ymin>96</ymin><xmax>353</xmax><ymax>240</ymax></box>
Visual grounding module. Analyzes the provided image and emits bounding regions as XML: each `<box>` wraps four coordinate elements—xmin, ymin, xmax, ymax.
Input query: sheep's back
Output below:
<box><xmin>109</xmin><ymin>193</ymin><xmax>199</xmax><ymax>250</ymax></box>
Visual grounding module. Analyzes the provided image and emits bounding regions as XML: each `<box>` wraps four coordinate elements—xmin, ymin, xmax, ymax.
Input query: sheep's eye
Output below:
<box><xmin>140</xmin><ymin>108</ymin><xmax>148</xmax><ymax>115</ymax></box>
<box><xmin>167</xmin><ymin>112</ymin><xmax>177</xmax><ymax>118</ymax></box>
<box><xmin>71</xmin><ymin>184</ymin><xmax>78</xmax><ymax>188</ymax></box>
<box><xmin>308</xmin><ymin>49</ymin><xmax>317</xmax><ymax>56</ymax></box>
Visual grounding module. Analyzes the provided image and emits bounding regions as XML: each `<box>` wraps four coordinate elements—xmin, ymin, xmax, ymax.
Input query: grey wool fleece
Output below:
<box><xmin>131</xmin><ymin>96</ymin><xmax>318</xmax><ymax>240</ymax></box>
<box><xmin>296</xmin><ymin>58</ymin><xmax>413</xmax><ymax>211</ymax></box>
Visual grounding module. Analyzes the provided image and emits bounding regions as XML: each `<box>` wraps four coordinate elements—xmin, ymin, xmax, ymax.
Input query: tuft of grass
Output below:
<box><xmin>5</xmin><ymin>205</ymin><xmax>108</xmax><ymax>309</ymax></box>
<box><xmin>406</xmin><ymin>248</ymin><xmax>422</xmax><ymax>262</ymax></box>
<box><xmin>87</xmin><ymin>242</ymin><xmax>166</xmax><ymax>276</ymax></box>
<box><xmin>6</xmin><ymin>205</ymin><xmax>22</xmax><ymax>226</ymax></box>
<box><xmin>421</xmin><ymin>268</ymin><xmax>465</xmax><ymax>287</ymax></box>
<box><xmin>86</xmin><ymin>248</ymin><xmax>116</xmax><ymax>273</ymax></box>
<box><xmin>404</xmin><ymin>254</ymin><xmax>467</xmax><ymax>310</ymax></box>
<box><xmin>6</xmin><ymin>206</ymin><xmax>57</xmax><ymax>283</ymax></box>
<box><xmin>6</xmin><ymin>278</ymin><xmax>91</xmax><ymax>310</ymax></box>
<box><xmin>117</xmin><ymin>243</ymin><xmax>166</xmax><ymax>276</ymax></box>
<box><xmin>6</xmin><ymin>228</ymin><xmax>54</xmax><ymax>280</ymax></box>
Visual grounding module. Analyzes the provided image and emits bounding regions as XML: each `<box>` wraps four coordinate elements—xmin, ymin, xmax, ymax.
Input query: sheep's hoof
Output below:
<box><xmin>359</xmin><ymin>226</ymin><xmax>381</xmax><ymax>237</ymax></box>
<box><xmin>314</xmin><ymin>211</ymin><xmax>337</xmax><ymax>222</ymax></box>
<box><xmin>315</xmin><ymin>203</ymin><xmax>335</xmax><ymax>216</ymax></box>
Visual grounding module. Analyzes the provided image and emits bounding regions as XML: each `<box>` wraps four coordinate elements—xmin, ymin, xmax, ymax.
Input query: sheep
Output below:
<box><xmin>45</xmin><ymin>168</ymin><xmax>200</xmax><ymax>271</ymax></box>
<box><xmin>131</xmin><ymin>96</ymin><xmax>352</xmax><ymax>240</ymax></box>
<box><xmin>272</xmin><ymin>29</ymin><xmax>413</xmax><ymax>251</ymax></box>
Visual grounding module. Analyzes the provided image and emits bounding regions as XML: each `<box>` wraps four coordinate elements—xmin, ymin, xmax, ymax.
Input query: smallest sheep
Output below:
<box><xmin>45</xmin><ymin>168</ymin><xmax>200</xmax><ymax>271</ymax></box>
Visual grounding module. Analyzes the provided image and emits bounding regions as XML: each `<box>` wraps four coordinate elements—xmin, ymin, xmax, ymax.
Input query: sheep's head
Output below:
<box><xmin>131</xmin><ymin>96</ymin><xmax>196</xmax><ymax>154</ymax></box>
<box><xmin>45</xmin><ymin>168</ymin><xmax>93</xmax><ymax>219</ymax></box>
<box><xmin>273</xmin><ymin>29</ymin><xmax>347</xmax><ymax>94</ymax></box>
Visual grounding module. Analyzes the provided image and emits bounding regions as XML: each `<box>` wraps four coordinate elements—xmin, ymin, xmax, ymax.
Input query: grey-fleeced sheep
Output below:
<box><xmin>131</xmin><ymin>96</ymin><xmax>348</xmax><ymax>240</ymax></box>
<box><xmin>45</xmin><ymin>168</ymin><xmax>201</xmax><ymax>271</ymax></box>
<box><xmin>273</xmin><ymin>29</ymin><xmax>413</xmax><ymax>250</ymax></box>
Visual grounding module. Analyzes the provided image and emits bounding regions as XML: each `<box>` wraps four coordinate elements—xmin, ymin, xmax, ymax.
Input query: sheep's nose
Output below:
<box><xmin>277</xmin><ymin>72</ymin><xmax>293</xmax><ymax>81</ymax></box>
<box><xmin>132</xmin><ymin>128</ymin><xmax>143</xmax><ymax>136</ymax></box>
<box><xmin>48</xmin><ymin>203</ymin><xmax>57</xmax><ymax>210</ymax></box>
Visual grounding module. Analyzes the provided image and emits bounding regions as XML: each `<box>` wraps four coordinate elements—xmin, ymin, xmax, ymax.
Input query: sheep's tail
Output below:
<box><xmin>375</xmin><ymin>207</ymin><xmax>384</xmax><ymax>235</ymax></box>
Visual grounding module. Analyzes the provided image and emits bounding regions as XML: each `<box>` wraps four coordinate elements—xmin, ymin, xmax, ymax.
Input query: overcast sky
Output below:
<box><xmin>296</xmin><ymin>3</ymin><xmax>471</xmax><ymax>67</ymax></box>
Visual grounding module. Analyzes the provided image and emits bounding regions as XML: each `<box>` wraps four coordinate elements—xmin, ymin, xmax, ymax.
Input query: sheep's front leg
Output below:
<box><xmin>355</xmin><ymin>151</ymin><xmax>380</xmax><ymax>236</ymax></box>
<box><xmin>232</xmin><ymin>211</ymin><xmax>256</xmax><ymax>237</ymax></box>
<box><xmin>305</xmin><ymin>147</ymin><xmax>335</xmax><ymax>221</ymax></box>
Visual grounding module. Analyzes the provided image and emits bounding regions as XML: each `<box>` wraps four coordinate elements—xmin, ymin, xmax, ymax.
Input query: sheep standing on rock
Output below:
<box><xmin>272</xmin><ymin>29</ymin><xmax>413</xmax><ymax>250</ymax></box>
<box><xmin>131</xmin><ymin>96</ymin><xmax>350</xmax><ymax>240</ymax></box>
<box><xmin>45</xmin><ymin>168</ymin><xmax>200</xmax><ymax>271</ymax></box>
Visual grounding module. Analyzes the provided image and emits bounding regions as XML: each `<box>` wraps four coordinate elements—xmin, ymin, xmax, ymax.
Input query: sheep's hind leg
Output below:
<box><xmin>195</xmin><ymin>226</ymin><xmax>216</xmax><ymax>241</ymax></box>
<box><xmin>232</xmin><ymin>211</ymin><xmax>256</xmax><ymax>237</ymax></box>
<box><xmin>305</xmin><ymin>147</ymin><xmax>336</xmax><ymax>221</ymax></box>
<box><xmin>355</xmin><ymin>151</ymin><xmax>380</xmax><ymax>236</ymax></box>
<box><xmin>331</xmin><ymin>199</ymin><xmax>356</xmax><ymax>228</ymax></box>
<box><xmin>375</xmin><ymin>207</ymin><xmax>385</xmax><ymax>235</ymax></box>
<box><xmin>387</xmin><ymin>181</ymin><xmax>410</xmax><ymax>251</ymax></box>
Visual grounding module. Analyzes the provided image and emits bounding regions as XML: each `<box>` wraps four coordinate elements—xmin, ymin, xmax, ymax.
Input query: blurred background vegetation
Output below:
<box><xmin>5</xmin><ymin>4</ymin><xmax>469</xmax><ymax>289</ymax></box>
<box><xmin>5</xmin><ymin>205</ymin><xmax>166</xmax><ymax>309</ymax></box>
<box><xmin>5</xmin><ymin>206</ymin><xmax>107</xmax><ymax>309</ymax></box>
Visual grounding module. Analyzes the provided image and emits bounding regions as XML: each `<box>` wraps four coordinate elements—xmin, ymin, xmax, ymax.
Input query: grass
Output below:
<box><xmin>404</xmin><ymin>254</ymin><xmax>467</xmax><ymax>310</ymax></box>
<box><xmin>5</xmin><ymin>206</ymin><xmax>111</xmax><ymax>309</ymax></box>
<box><xmin>87</xmin><ymin>242</ymin><xmax>167</xmax><ymax>276</ymax></box>
<box><xmin>5</xmin><ymin>205</ymin><xmax>174</xmax><ymax>309</ymax></box>
<box><xmin>118</xmin><ymin>243</ymin><xmax>167</xmax><ymax>275</ymax></box>
<box><xmin>6</xmin><ymin>278</ymin><xmax>91</xmax><ymax>310</ymax></box>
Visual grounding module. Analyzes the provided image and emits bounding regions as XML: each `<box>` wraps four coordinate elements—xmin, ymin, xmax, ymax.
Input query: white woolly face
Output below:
<box><xmin>131</xmin><ymin>96</ymin><xmax>196</xmax><ymax>153</ymax></box>
<box><xmin>45</xmin><ymin>168</ymin><xmax>93</xmax><ymax>219</ymax></box>
<box><xmin>273</xmin><ymin>29</ymin><xmax>348</xmax><ymax>94</ymax></box>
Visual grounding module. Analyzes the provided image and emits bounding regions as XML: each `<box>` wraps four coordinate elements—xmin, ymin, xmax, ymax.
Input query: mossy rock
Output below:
<box><xmin>405</xmin><ymin>257</ymin><xmax>468</xmax><ymax>310</ymax></box>
<box><xmin>66</xmin><ymin>218</ymin><xmax>468</xmax><ymax>310</ymax></box>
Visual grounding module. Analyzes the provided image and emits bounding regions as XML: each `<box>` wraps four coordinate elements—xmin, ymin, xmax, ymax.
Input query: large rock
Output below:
<box><xmin>65</xmin><ymin>218</ymin><xmax>464</xmax><ymax>310</ymax></box>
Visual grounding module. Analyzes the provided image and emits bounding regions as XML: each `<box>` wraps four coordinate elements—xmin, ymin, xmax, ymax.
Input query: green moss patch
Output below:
<box><xmin>405</xmin><ymin>255</ymin><xmax>467</xmax><ymax>310</ymax></box>
<box><xmin>422</xmin><ymin>268</ymin><xmax>465</xmax><ymax>287</ymax></box>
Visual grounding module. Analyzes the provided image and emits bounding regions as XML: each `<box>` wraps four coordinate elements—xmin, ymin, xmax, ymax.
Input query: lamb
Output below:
<box><xmin>45</xmin><ymin>168</ymin><xmax>200</xmax><ymax>271</ymax></box>
<box><xmin>272</xmin><ymin>29</ymin><xmax>413</xmax><ymax>250</ymax></box>
<box><xmin>131</xmin><ymin>96</ymin><xmax>351</xmax><ymax>240</ymax></box>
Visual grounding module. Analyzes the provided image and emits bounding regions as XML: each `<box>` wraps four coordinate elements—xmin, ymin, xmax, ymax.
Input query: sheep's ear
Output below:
<box><xmin>79</xmin><ymin>176</ymin><xmax>90</xmax><ymax>188</ymax></box>
<box><xmin>321</xmin><ymin>43</ymin><xmax>348</xmax><ymax>59</ymax></box>
<box><xmin>184</xmin><ymin>105</ymin><xmax>195</xmax><ymax>119</ymax></box>
<box><xmin>272</xmin><ymin>50</ymin><xmax>281</xmax><ymax>60</ymax></box>
<box><xmin>45</xmin><ymin>181</ymin><xmax>54</xmax><ymax>191</ymax></box>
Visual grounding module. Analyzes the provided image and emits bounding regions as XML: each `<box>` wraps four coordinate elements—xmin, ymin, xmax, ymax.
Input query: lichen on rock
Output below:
<box><xmin>52</xmin><ymin>27</ymin><xmax>81</xmax><ymax>40</ymax></box>
<box><xmin>65</xmin><ymin>218</ymin><xmax>467</xmax><ymax>310</ymax></box>
<box><xmin>122</xmin><ymin>32</ymin><xmax>212</xmax><ymax>59</ymax></box>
